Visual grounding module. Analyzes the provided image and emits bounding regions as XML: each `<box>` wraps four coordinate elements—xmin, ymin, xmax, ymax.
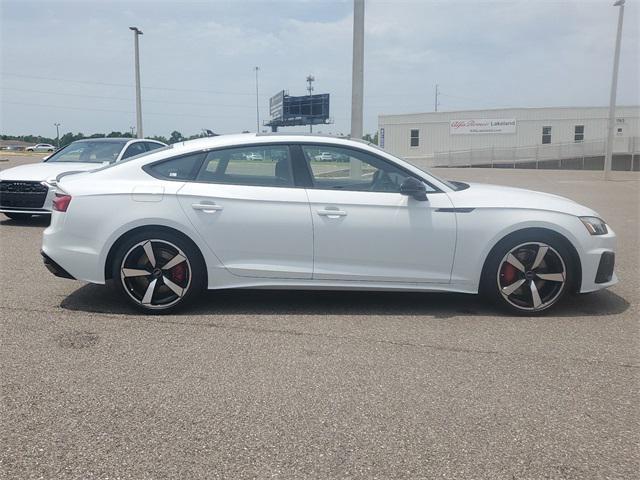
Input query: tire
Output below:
<box><xmin>4</xmin><ymin>212</ymin><xmax>33</xmax><ymax>221</ymax></box>
<box><xmin>481</xmin><ymin>231</ymin><xmax>576</xmax><ymax>315</ymax></box>
<box><xmin>111</xmin><ymin>229</ymin><xmax>205</xmax><ymax>313</ymax></box>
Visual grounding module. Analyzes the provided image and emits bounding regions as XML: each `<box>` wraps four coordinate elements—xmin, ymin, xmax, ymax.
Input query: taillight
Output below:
<box><xmin>52</xmin><ymin>193</ymin><xmax>72</xmax><ymax>212</ymax></box>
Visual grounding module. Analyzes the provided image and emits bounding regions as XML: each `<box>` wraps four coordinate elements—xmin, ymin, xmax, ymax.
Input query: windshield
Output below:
<box><xmin>45</xmin><ymin>140</ymin><xmax>128</xmax><ymax>164</ymax></box>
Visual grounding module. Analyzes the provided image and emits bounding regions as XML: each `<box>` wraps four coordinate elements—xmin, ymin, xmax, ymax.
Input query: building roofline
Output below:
<box><xmin>378</xmin><ymin>105</ymin><xmax>640</xmax><ymax>118</ymax></box>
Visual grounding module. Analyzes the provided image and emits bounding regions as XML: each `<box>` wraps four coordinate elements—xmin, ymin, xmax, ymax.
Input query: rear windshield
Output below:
<box><xmin>45</xmin><ymin>141</ymin><xmax>128</xmax><ymax>164</ymax></box>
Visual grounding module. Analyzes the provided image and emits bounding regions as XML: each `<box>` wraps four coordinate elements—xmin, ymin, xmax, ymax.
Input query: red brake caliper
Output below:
<box><xmin>501</xmin><ymin>262</ymin><xmax>518</xmax><ymax>286</ymax></box>
<box><xmin>170</xmin><ymin>264</ymin><xmax>186</xmax><ymax>284</ymax></box>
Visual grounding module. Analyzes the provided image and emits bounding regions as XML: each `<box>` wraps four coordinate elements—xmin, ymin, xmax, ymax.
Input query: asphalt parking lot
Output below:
<box><xmin>1</xmin><ymin>153</ymin><xmax>638</xmax><ymax>479</ymax></box>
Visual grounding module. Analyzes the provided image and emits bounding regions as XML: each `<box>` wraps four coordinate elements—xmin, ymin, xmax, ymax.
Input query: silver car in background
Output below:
<box><xmin>0</xmin><ymin>137</ymin><xmax>166</xmax><ymax>221</ymax></box>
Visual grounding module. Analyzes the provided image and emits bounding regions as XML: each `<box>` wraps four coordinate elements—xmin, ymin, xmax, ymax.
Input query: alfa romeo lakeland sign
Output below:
<box><xmin>450</xmin><ymin>118</ymin><xmax>517</xmax><ymax>135</ymax></box>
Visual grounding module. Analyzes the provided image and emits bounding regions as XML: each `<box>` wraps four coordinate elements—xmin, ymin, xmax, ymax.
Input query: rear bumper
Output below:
<box><xmin>41</xmin><ymin>251</ymin><xmax>75</xmax><ymax>279</ymax></box>
<box><xmin>42</xmin><ymin>211</ymin><xmax>105</xmax><ymax>284</ymax></box>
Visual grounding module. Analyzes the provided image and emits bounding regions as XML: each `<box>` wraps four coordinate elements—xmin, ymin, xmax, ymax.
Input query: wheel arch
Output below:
<box><xmin>479</xmin><ymin>226</ymin><xmax>582</xmax><ymax>294</ymax></box>
<box><xmin>104</xmin><ymin>224</ymin><xmax>208</xmax><ymax>281</ymax></box>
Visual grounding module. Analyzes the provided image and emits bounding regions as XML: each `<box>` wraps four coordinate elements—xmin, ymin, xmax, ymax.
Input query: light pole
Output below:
<box><xmin>604</xmin><ymin>0</ymin><xmax>625</xmax><ymax>180</ymax></box>
<box><xmin>350</xmin><ymin>0</ymin><xmax>365</xmax><ymax>140</ymax></box>
<box><xmin>54</xmin><ymin>122</ymin><xmax>61</xmax><ymax>148</ymax></box>
<box><xmin>129</xmin><ymin>26</ymin><xmax>144</xmax><ymax>139</ymax></box>
<box><xmin>255</xmin><ymin>66</ymin><xmax>260</xmax><ymax>133</ymax></box>
<box><xmin>306</xmin><ymin>75</ymin><xmax>315</xmax><ymax>133</ymax></box>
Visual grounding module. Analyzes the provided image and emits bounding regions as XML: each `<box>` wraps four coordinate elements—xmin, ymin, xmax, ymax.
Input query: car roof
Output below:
<box><xmin>167</xmin><ymin>133</ymin><xmax>379</xmax><ymax>154</ymax></box>
<box><xmin>72</xmin><ymin>137</ymin><xmax>162</xmax><ymax>143</ymax></box>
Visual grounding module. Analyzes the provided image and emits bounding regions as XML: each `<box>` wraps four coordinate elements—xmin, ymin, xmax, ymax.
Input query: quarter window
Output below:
<box><xmin>301</xmin><ymin>145</ymin><xmax>433</xmax><ymax>193</ymax></box>
<box><xmin>542</xmin><ymin>126</ymin><xmax>552</xmax><ymax>144</ymax></box>
<box><xmin>574</xmin><ymin>125</ymin><xmax>584</xmax><ymax>143</ymax></box>
<box><xmin>410</xmin><ymin>129</ymin><xmax>420</xmax><ymax>147</ymax></box>
<box><xmin>147</xmin><ymin>152</ymin><xmax>207</xmax><ymax>180</ymax></box>
<box><xmin>196</xmin><ymin>145</ymin><xmax>293</xmax><ymax>187</ymax></box>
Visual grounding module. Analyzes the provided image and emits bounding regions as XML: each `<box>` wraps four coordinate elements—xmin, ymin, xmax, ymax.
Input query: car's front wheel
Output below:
<box><xmin>482</xmin><ymin>233</ymin><xmax>575</xmax><ymax>315</ymax></box>
<box><xmin>111</xmin><ymin>230</ymin><xmax>205</xmax><ymax>313</ymax></box>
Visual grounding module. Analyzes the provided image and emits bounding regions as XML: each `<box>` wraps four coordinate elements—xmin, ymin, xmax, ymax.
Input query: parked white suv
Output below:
<box><xmin>26</xmin><ymin>143</ymin><xmax>56</xmax><ymax>152</ymax></box>
<box><xmin>0</xmin><ymin>137</ymin><xmax>166</xmax><ymax>220</ymax></box>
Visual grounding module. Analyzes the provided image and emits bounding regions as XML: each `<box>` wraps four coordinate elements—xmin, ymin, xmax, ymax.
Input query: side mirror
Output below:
<box><xmin>400</xmin><ymin>177</ymin><xmax>428</xmax><ymax>201</ymax></box>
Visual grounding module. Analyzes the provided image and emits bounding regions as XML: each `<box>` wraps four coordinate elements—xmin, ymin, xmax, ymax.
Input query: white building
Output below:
<box><xmin>378</xmin><ymin>106</ymin><xmax>639</xmax><ymax>167</ymax></box>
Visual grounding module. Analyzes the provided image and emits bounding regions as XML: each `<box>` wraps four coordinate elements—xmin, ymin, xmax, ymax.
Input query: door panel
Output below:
<box><xmin>306</xmin><ymin>189</ymin><xmax>456</xmax><ymax>283</ymax></box>
<box><xmin>174</xmin><ymin>145</ymin><xmax>313</xmax><ymax>279</ymax></box>
<box><xmin>178</xmin><ymin>183</ymin><xmax>313</xmax><ymax>278</ymax></box>
<box><xmin>297</xmin><ymin>144</ymin><xmax>456</xmax><ymax>284</ymax></box>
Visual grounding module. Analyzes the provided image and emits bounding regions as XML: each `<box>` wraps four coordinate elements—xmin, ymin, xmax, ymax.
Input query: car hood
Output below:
<box><xmin>0</xmin><ymin>162</ymin><xmax>101</xmax><ymax>182</ymax></box>
<box><xmin>447</xmin><ymin>182</ymin><xmax>599</xmax><ymax>217</ymax></box>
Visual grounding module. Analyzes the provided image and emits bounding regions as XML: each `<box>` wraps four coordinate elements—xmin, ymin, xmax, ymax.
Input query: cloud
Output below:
<box><xmin>0</xmin><ymin>0</ymin><xmax>637</xmax><ymax>137</ymax></box>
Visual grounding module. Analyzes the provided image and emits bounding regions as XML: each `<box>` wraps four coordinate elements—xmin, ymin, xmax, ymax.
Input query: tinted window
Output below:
<box><xmin>45</xmin><ymin>140</ymin><xmax>127</xmax><ymax>163</ymax></box>
<box><xmin>542</xmin><ymin>126</ymin><xmax>552</xmax><ymax>144</ymax></box>
<box><xmin>196</xmin><ymin>145</ymin><xmax>293</xmax><ymax>187</ymax></box>
<box><xmin>148</xmin><ymin>152</ymin><xmax>206</xmax><ymax>180</ymax></box>
<box><xmin>121</xmin><ymin>142</ymin><xmax>147</xmax><ymax>159</ymax></box>
<box><xmin>145</xmin><ymin>142</ymin><xmax>164</xmax><ymax>152</ymax></box>
<box><xmin>301</xmin><ymin>145</ymin><xmax>434</xmax><ymax>193</ymax></box>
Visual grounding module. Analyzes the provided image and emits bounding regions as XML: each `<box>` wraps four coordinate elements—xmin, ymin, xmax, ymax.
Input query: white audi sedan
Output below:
<box><xmin>0</xmin><ymin>137</ymin><xmax>166</xmax><ymax>220</ymax></box>
<box><xmin>41</xmin><ymin>134</ymin><xmax>616</xmax><ymax>314</ymax></box>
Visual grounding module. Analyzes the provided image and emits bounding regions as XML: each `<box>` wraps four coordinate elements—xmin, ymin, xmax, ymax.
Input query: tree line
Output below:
<box><xmin>1</xmin><ymin>130</ymin><xmax>211</xmax><ymax>148</ymax></box>
<box><xmin>2</xmin><ymin>130</ymin><xmax>378</xmax><ymax>148</ymax></box>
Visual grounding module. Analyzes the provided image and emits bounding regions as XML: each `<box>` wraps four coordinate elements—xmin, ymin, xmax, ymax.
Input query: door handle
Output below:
<box><xmin>317</xmin><ymin>208</ymin><xmax>347</xmax><ymax>218</ymax></box>
<box><xmin>192</xmin><ymin>203</ymin><xmax>223</xmax><ymax>213</ymax></box>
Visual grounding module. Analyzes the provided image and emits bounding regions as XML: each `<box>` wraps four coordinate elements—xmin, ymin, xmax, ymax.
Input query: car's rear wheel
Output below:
<box><xmin>482</xmin><ymin>234</ymin><xmax>575</xmax><ymax>315</ymax></box>
<box><xmin>4</xmin><ymin>212</ymin><xmax>33</xmax><ymax>221</ymax></box>
<box><xmin>111</xmin><ymin>230</ymin><xmax>205</xmax><ymax>313</ymax></box>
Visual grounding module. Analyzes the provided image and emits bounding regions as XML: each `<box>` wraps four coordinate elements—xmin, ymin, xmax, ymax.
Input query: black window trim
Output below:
<box><xmin>142</xmin><ymin>141</ymin><xmax>443</xmax><ymax>193</ymax></box>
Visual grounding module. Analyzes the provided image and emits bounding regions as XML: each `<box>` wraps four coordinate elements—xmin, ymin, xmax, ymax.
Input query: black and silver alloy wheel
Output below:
<box><xmin>497</xmin><ymin>242</ymin><xmax>567</xmax><ymax>312</ymax></box>
<box><xmin>120</xmin><ymin>239</ymin><xmax>192</xmax><ymax>310</ymax></box>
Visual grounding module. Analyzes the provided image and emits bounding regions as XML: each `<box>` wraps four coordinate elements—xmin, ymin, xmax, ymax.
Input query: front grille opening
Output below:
<box><xmin>0</xmin><ymin>181</ymin><xmax>48</xmax><ymax>209</ymax></box>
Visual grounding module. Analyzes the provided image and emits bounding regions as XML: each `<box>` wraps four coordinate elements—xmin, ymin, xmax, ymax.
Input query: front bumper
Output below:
<box><xmin>0</xmin><ymin>181</ymin><xmax>55</xmax><ymax>214</ymax></box>
<box><xmin>578</xmin><ymin>225</ymin><xmax>618</xmax><ymax>293</ymax></box>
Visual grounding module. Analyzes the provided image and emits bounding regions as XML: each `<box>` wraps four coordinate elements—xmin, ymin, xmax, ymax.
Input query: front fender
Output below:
<box><xmin>450</xmin><ymin>208</ymin><xmax>587</xmax><ymax>291</ymax></box>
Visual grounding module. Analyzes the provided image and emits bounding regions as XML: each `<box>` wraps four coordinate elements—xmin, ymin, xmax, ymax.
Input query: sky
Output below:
<box><xmin>1</xmin><ymin>0</ymin><xmax>638</xmax><ymax>139</ymax></box>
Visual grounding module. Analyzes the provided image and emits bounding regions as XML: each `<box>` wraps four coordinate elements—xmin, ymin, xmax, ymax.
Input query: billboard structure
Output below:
<box><xmin>266</xmin><ymin>90</ymin><xmax>332</xmax><ymax>131</ymax></box>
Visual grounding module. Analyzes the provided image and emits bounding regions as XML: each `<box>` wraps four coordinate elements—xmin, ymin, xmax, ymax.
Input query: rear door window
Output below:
<box><xmin>196</xmin><ymin>145</ymin><xmax>293</xmax><ymax>187</ymax></box>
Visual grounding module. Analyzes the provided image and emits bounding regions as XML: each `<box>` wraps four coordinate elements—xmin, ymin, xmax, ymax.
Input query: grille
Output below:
<box><xmin>0</xmin><ymin>181</ymin><xmax>49</xmax><ymax>209</ymax></box>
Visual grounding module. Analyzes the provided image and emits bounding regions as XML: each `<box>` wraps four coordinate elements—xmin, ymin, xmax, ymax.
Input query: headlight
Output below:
<box><xmin>580</xmin><ymin>216</ymin><xmax>608</xmax><ymax>235</ymax></box>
